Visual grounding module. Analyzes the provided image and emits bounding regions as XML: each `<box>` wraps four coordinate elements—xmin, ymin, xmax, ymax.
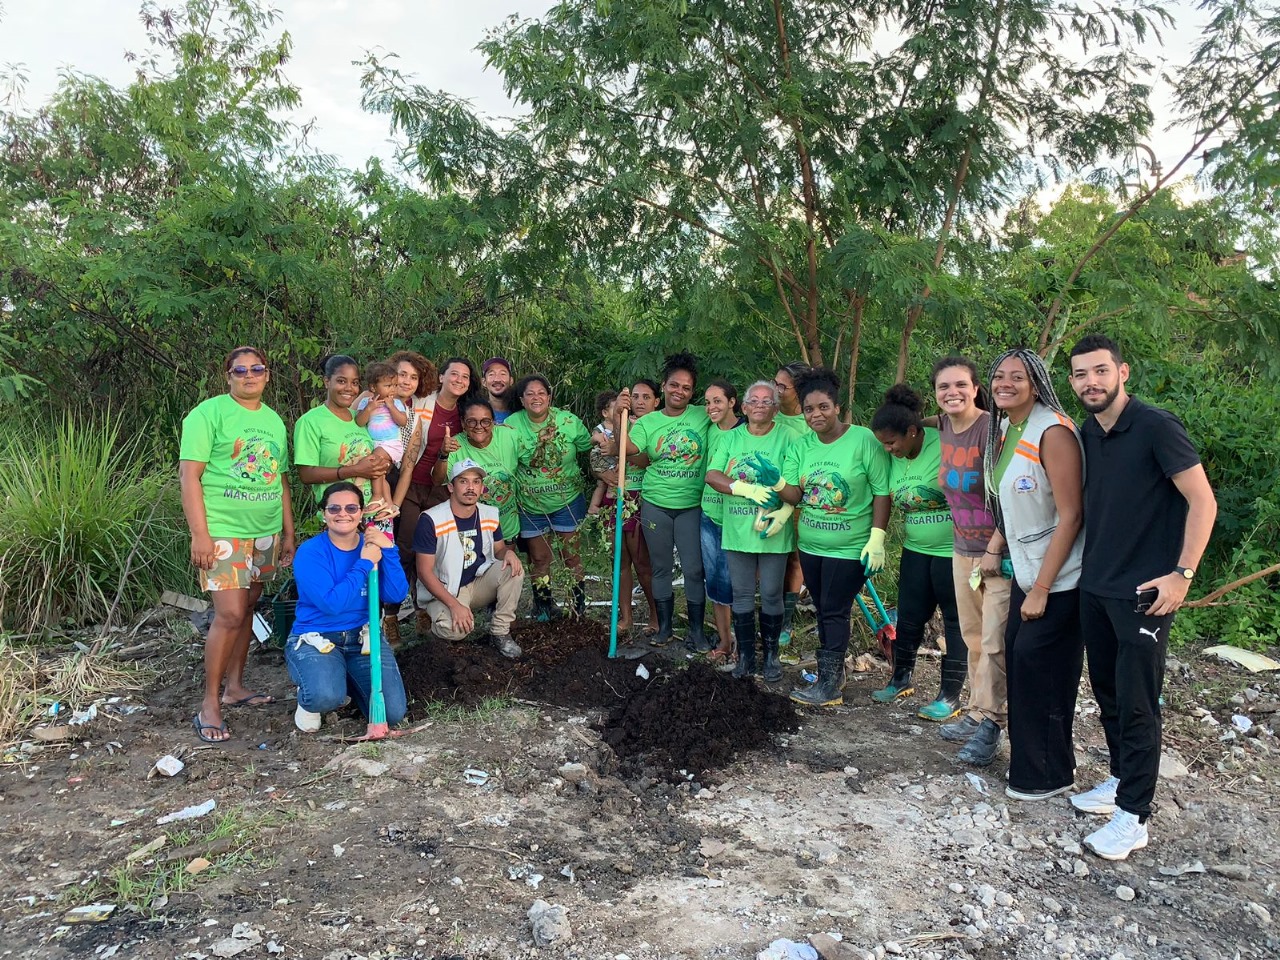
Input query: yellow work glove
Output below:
<box><xmin>860</xmin><ymin>527</ymin><xmax>887</xmax><ymax>575</ymax></box>
<box><xmin>757</xmin><ymin>502</ymin><xmax>795</xmax><ymax>539</ymax></box>
<box><xmin>730</xmin><ymin>480</ymin><xmax>780</xmax><ymax>509</ymax></box>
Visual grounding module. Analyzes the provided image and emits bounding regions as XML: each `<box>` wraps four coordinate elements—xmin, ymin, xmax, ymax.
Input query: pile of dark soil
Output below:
<box><xmin>599</xmin><ymin>662</ymin><xmax>800</xmax><ymax>778</ymax></box>
<box><xmin>399</xmin><ymin>616</ymin><xmax>661</xmax><ymax>714</ymax></box>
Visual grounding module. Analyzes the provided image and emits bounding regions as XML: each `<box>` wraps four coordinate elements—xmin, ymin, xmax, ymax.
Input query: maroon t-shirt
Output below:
<box><xmin>937</xmin><ymin>411</ymin><xmax>998</xmax><ymax>557</ymax></box>
<box><xmin>411</xmin><ymin>403</ymin><xmax>462</xmax><ymax>485</ymax></box>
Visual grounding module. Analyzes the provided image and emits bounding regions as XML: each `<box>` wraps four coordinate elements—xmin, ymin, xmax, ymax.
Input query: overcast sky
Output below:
<box><xmin>2</xmin><ymin>1</ymin><xmax>1206</xmax><ymax>180</ymax></box>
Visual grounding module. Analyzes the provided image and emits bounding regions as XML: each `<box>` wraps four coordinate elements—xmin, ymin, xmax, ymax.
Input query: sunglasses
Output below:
<box><xmin>324</xmin><ymin>503</ymin><xmax>363</xmax><ymax>516</ymax></box>
<box><xmin>230</xmin><ymin>364</ymin><xmax>268</xmax><ymax>378</ymax></box>
<box><xmin>464</xmin><ymin>417</ymin><xmax>494</xmax><ymax>428</ymax></box>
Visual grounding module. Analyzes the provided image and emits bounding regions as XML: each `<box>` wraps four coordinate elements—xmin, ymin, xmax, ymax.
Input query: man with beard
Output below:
<box><xmin>1066</xmin><ymin>334</ymin><xmax>1216</xmax><ymax>860</ymax></box>
<box><xmin>483</xmin><ymin>357</ymin><xmax>515</xmax><ymax>424</ymax></box>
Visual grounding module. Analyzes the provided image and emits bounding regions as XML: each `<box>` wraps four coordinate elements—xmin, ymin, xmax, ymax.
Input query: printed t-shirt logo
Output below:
<box><xmin>485</xmin><ymin>470</ymin><xmax>514</xmax><ymax>506</ymax></box>
<box><xmin>802</xmin><ymin>469</ymin><xmax>851</xmax><ymax>514</ymax></box>
<box><xmin>230</xmin><ymin>435</ymin><xmax>282</xmax><ymax>484</ymax></box>
<box><xmin>338</xmin><ymin>438</ymin><xmax>374</xmax><ymax>465</ymax></box>
<box><xmin>895</xmin><ymin>483</ymin><xmax>947</xmax><ymax>512</ymax></box>
<box><xmin>655</xmin><ymin>428</ymin><xmax>703</xmax><ymax>465</ymax></box>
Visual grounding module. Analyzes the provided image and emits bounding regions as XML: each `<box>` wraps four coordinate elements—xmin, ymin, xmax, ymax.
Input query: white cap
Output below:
<box><xmin>448</xmin><ymin>458</ymin><xmax>487</xmax><ymax>482</ymax></box>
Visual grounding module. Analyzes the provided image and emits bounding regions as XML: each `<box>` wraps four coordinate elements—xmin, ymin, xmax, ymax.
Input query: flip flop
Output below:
<box><xmin>191</xmin><ymin>711</ymin><xmax>230</xmax><ymax>743</ymax></box>
<box><xmin>224</xmin><ymin>692</ymin><xmax>275</xmax><ymax>707</ymax></box>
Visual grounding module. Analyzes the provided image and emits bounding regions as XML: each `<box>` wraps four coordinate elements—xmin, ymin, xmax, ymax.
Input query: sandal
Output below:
<box><xmin>191</xmin><ymin>711</ymin><xmax>230</xmax><ymax>743</ymax></box>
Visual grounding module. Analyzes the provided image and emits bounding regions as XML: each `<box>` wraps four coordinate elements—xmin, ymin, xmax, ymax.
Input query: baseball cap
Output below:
<box><xmin>448</xmin><ymin>458</ymin><xmax>487</xmax><ymax>482</ymax></box>
<box><xmin>482</xmin><ymin>356</ymin><xmax>512</xmax><ymax>375</ymax></box>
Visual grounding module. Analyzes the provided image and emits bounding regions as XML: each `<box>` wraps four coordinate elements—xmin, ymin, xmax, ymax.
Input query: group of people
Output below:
<box><xmin>179</xmin><ymin>335</ymin><xmax>1215</xmax><ymax>863</ymax></box>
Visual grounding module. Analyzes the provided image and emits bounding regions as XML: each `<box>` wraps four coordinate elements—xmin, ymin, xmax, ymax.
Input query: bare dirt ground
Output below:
<box><xmin>2</xmin><ymin>608</ymin><xmax>1277</xmax><ymax>960</ymax></box>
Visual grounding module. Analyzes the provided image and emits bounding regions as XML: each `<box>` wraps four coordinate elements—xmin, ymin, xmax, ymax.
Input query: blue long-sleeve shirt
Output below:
<box><xmin>291</xmin><ymin>533</ymin><xmax>408</xmax><ymax>634</ymax></box>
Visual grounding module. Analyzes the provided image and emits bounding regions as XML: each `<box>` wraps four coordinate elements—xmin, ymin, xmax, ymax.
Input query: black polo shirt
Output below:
<box><xmin>1080</xmin><ymin>397</ymin><xmax>1201</xmax><ymax>598</ymax></box>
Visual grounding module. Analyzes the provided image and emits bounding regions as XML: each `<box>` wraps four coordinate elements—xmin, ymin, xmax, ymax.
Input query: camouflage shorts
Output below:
<box><xmin>199</xmin><ymin>535</ymin><xmax>279</xmax><ymax>592</ymax></box>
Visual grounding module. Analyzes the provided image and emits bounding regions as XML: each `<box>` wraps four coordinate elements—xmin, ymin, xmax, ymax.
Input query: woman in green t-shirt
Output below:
<box><xmin>780</xmin><ymin>368</ymin><xmax>891</xmax><ymax>708</ymax></box>
<box><xmin>618</xmin><ymin>352</ymin><xmax>712</xmax><ymax>649</ymax></box>
<box><xmin>870</xmin><ymin>384</ymin><xmax>967</xmax><ymax>722</ymax></box>
<box><xmin>179</xmin><ymin>346</ymin><xmax>295</xmax><ymax>744</ymax></box>
<box><xmin>699</xmin><ymin>379</ymin><xmax>743</xmax><ymax>666</ymax></box>
<box><xmin>447</xmin><ymin>398</ymin><xmax>521</xmax><ymax>544</ymax></box>
<box><xmin>772</xmin><ymin>361</ymin><xmax>811</xmax><ymax>652</ymax></box>
<box><xmin>506</xmin><ymin>374</ymin><xmax>594</xmax><ymax>620</ymax></box>
<box><xmin>706</xmin><ymin>380</ymin><xmax>797</xmax><ymax>682</ymax></box>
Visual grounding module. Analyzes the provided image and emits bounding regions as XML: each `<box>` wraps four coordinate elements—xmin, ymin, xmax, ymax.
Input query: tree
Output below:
<box><xmin>362</xmin><ymin>0</ymin><xmax>1169</xmax><ymax>397</ymax></box>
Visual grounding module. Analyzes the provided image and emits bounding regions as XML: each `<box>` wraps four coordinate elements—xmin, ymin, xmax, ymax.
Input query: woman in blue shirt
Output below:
<box><xmin>285</xmin><ymin>482</ymin><xmax>409</xmax><ymax>733</ymax></box>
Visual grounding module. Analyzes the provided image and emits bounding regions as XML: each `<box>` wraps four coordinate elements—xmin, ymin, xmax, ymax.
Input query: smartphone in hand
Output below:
<box><xmin>1134</xmin><ymin>588</ymin><xmax>1159</xmax><ymax>614</ymax></box>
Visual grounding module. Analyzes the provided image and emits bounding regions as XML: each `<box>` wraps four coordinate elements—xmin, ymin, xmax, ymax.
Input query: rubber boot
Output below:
<box><xmin>790</xmin><ymin>649</ymin><xmax>843</xmax><ymax>706</ymax></box>
<box><xmin>650</xmin><ymin>597</ymin><xmax>676</xmax><ymax>646</ymax></box>
<box><xmin>731</xmin><ymin>611</ymin><xmax>757</xmax><ymax>679</ymax></box>
<box><xmin>872</xmin><ymin>638</ymin><xmax>917</xmax><ymax>703</ymax></box>
<box><xmin>571</xmin><ymin>579</ymin><xmax>587</xmax><ymax>618</ymax></box>
<box><xmin>956</xmin><ymin>718</ymin><xmax>1003</xmax><ymax>766</ymax></box>
<box><xmin>533</xmin><ymin>580</ymin><xmax>563</xmax><ymax>623</ymax></box>
<box><xmin>918</xmin><ymin>658</ymin><xmax>966</xmax><ymax>721</ymax></box>
<box><xmin>759</xmin><ymin>611</ymin><xmax>784</xmax><ymax>683</ymax></box>
<box><xmin>382</xmin><ymin>614</ymin><xmax>402</xmax><ymax>650</ymax></box>
<box><xmin>778</xmin><ymin>591</ymin><xmax>799</xmax><ymax>646</ymax></box>
<box><xmin>684</xmin><ymin>601</ymin><xmax>712</xmax><ymax>653</ymax></box>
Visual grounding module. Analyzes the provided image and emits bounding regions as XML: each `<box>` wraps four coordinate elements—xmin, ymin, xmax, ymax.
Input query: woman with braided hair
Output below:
<box><xmin>981</xmin><ymin>348</ymin><xmax>1086</xmax><ymax>800</ymax></box>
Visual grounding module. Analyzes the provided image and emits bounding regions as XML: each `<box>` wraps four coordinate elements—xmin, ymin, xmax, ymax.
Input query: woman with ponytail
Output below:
<box><xmin>870</xmin><ymin>384</ymin><xmax>967</xmax><ymax>722</ymax></box>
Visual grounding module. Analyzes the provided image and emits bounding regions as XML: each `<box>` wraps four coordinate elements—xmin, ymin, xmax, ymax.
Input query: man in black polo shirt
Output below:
<box><xmin>1067</xmin><ymin>334</ymin><xmax>1217</xmax><ymax>860</ymax></box>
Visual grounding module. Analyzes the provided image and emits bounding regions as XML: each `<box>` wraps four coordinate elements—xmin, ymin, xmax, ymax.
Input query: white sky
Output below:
<box><xmin>1</xmin><ymin>0</ymin><xmax>1207</xmax><ymax>181</ymax></box>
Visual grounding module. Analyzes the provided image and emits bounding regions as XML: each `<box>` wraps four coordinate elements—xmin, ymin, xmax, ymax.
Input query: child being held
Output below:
<box><xmin>355</xmin><ymin>361</ymin><xmax>408</xmax><ymax>516</ymax></box>
<box><xmin>588</xmin><ymin>389</ymin><xmax>620</xmax><ymax>516</ymax></box>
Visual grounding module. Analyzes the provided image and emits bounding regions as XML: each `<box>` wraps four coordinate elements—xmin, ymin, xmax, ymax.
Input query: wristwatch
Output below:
<box><xmin>1174</xmin><ymin>565</ymin><xmax>1195</xmax><ymax>580</ymax></box>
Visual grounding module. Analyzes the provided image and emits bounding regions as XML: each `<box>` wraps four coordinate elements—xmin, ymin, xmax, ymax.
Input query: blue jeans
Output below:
<box><xmin>698</xmin><ymin>514</ymin><xmax>733</xmax><ymax>606</ymax></box>
<box><xmin>284</xmin><ymin>627</ymin><xmax>408</xmax><ymax>725</ymax></box>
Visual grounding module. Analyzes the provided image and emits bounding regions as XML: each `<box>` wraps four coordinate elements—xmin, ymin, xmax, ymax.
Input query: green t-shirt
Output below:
<box><xmin>448</xmin><ymin>427</ymin><xmax>521</xmax><ymax>542</ymax></box>
<box><xmin>711</xmin><ymin>422</ymin><xmax>798</xmax><ymax>554</ymax></box>
<box><xmin>700</xmin><ymin>424</ymin><xmax>738</xmax><ymax>525</ymax></box>
<box><xmin>630</xmin><ymin>405</ymin><xmax>712</xmax><ymax>509</ymax></box>
<box><xmin>506</xmin><ymin>408</ymin><xmax>593</xmax><ymax>515</ymax></box>
<box><xmin>889</xmin><ymin>428</ymin><xmax>954</xmax><ymax>558</ymax></box>
<box><xmin>776</xmin><ymin>412</ymin><xmax>808</xmax><ymax>435</ymax></box>
<box><xmin>783</xmin><ymin>425</ymin><xmax>891</xmax><ymax>559</ymax></box>
<box><xmin>293</xmin><ymin>404</ymin><xmax>375</xmax><ymax>504</ymax></box>
<box><xmin>179</xmin><ymin>394</ymin><xmax>289</xmax><ymax>539</ymax></box>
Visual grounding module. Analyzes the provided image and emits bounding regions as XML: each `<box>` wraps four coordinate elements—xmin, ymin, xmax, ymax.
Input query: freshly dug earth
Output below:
<box><xmin>600</xmin><ymin>661</ymin><xmax>800</xmax><ymax>779</ymax></box>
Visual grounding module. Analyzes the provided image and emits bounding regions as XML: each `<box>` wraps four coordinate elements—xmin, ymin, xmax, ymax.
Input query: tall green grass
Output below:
<box><xmin>0</xmin><ymin>416</ymin><xmax>188</xmax><ymax>639</ymax></box>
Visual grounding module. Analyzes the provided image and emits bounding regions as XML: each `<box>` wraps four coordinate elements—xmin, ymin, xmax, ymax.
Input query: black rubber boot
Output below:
<box><xmin>759</xmin><ymin>611</ymin><xmax>784</xmax><ymax>683</ymax></box>
<box><xmin>872</xmin><ymin>637</ymin><xmax>917</xmax><ymax>703</ymax></box>
<box><xmin>731</xmin><ymin>611</ymin><xmax>757</xmax><ymax>679</ymax></box>
<box><xmin>650</xmin><ymin>597</ymin><xmax>676</xmax><ymax>646</ymax></box>
<box><xmin>790</xmin><ymin>649</ymin><xmax>843</xmax><ymax>706</ymax></box>
<box><xmin>684</xmin><ymin>601</ymin><xmax>712</xmax><ymax>653</ymax></box>
<box><xmin>779</xmin><ymin>591</ymin><xmax>799</xmax><ymax>646</ymax></box>
<box><xmin>533</xmin><ymin>580</ymin><xmax>562</xmax><ymax>623</ymax></box>
<box><xmin>571</xmin><ymin>579</ymin><xmax>587</xmax><ymax>618</ymax></box>
<box><xmin>956</xmin><ymin>718</ymin><xmax>1003</xmax><ymax>766</ymax></box>
<box><xmin>918</xmin><ymin>657</ymin><xmax>967</xmax><ymax>721</ymax></box>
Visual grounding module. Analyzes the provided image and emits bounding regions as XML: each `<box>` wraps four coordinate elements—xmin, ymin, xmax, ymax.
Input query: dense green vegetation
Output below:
<box><xmin>0</xmin><ymin>0</ymin><xmax>1276</xmax><ymax>644</ymax></box>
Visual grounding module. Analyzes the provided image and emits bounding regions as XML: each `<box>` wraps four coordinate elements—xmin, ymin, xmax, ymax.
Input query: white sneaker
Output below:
<box><xmin>1084</xmin><ymin>809</ymin><xmax>1149</xmax><ymax>860</ymax></box>
<box><xmin>1071</xmin><ymin>776</ymin><xmax>1120</xmax><ymax>814</ymax></box>
<box><xmin>294</xmin><ymin>704</ymin><xmax>322</xmax><ymax>733</ymax></box>
<box><xmin>1004</xmin><ymin>783</ymin><xmax>1072</xmax><ymax>802</ymax></box>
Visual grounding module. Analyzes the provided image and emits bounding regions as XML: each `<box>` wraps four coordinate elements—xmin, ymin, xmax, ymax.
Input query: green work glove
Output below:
<box><xmin>757</xmin><ymin>502</ymin><xmax>795</xmax><ymax>539</ymax></box>
<box><xmin>860</xmin><ymin>527</ymin><xmax>887</xmax><ymax>575</ymax></box>
<box><xmin>730</xmin><ymin>480</ymin><xmax>779</xmax><ymax>509</ymax></box>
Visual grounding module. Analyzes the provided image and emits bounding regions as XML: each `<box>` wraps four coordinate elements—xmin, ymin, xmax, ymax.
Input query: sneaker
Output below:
<box><xmin>1084</xmin><ymin>809</ymin><xmax>1149</xmax><ymax>860</ymax></box>
<box><xmin>1005</xmin><ymin>784</ymin><xmax>1073</xmax><ymax>802</ymax></box>
<box><xmin>492</xmin><ymin>634</ymin><xmax>522</xmax><ymax>659</ymax></box>
<box><xmin>940</xmin><ymin>714</ymin><xmax>981</xmax><ymax>743</ymax></box>
<box><xmin>294</xmin><ymin>705</ymin><xmax>322</xmax><ymax>733</ymax></box>
<box><xmin>1071</xmin><ymin>776</ymin><xmax>1120</xmax><ymax>815</ymax></box>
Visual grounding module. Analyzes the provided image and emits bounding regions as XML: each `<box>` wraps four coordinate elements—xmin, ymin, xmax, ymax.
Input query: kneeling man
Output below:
<box><xmin>414</xmin><ymin>459</ymin><xmax>525</xmax><ymax>658</ymax></box>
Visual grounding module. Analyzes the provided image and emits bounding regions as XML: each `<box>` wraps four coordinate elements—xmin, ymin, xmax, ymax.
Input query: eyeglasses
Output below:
<box><xmin>743</xmin><ymin>398</ymin><xmax>777</xmax><ymax>407</ymax></box>
<box><xmin>464</xmin><ymin>418</ymin><xmax>494</xmax><ymax>428</ymax></box>
<box><xmin>230</xmin><ymin>364</ymin><xmax>268</xmax><ymax>378</ymax></box>
<box><xmin>324</xmin><ymin>503</ymin><xmax>363</xmax><ymax>516</ymax></box>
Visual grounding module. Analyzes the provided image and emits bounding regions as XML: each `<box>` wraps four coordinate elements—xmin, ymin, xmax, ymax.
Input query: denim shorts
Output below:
<box><xmin>699</xmin><ymin>513</ymin><xmax>733</xmax><ymax>606</ymax></box>
<box><xmin>519</xmin><ymin>494</ymin><xmax>588</xmax><ymax>538</ymax></box>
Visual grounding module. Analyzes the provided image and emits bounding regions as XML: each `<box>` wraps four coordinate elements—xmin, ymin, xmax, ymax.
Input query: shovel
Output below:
<box><xmin>609</xmin><ymin>411</ymin><xmax>646</xmax><ymax>660</ymax></box>
<box><xmin>856</xmin><ymin>578</ymin><xmax>897</xmax><ymax>664</ymax></box>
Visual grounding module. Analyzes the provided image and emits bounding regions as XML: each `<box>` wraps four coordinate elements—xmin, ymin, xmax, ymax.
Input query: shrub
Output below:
<box><xmin>0</xmin><ymin>416</ymin><xmax>188</xmax><ymax>638</ymax></box>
